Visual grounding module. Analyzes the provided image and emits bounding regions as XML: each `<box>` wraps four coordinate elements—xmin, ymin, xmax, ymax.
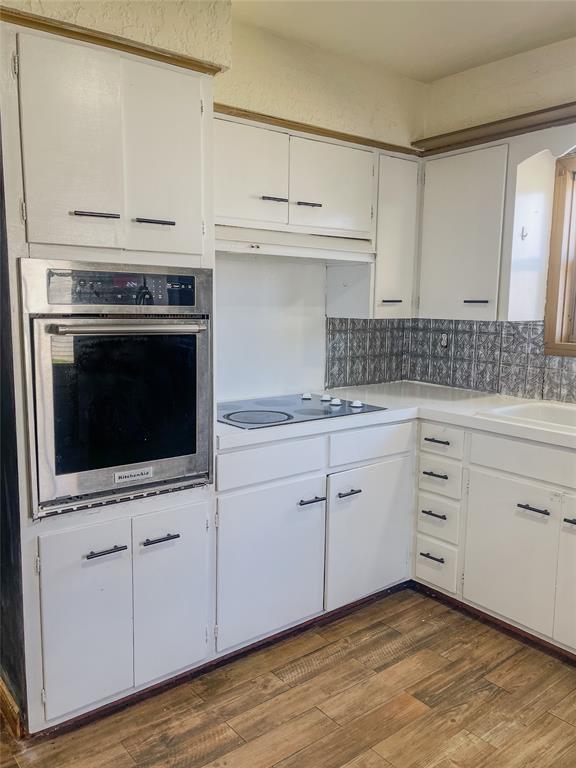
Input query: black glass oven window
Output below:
<box><xmin>52</xmin><ymin>334</ymin><xmax>197</xmax><ymax>475</ymax></box>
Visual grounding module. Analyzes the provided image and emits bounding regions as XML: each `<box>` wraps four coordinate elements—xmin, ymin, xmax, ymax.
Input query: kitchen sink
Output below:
<box><xmin>478</xmin><ymin>402</ymin><xmax>576</xmax><ymax>431</ymax></box>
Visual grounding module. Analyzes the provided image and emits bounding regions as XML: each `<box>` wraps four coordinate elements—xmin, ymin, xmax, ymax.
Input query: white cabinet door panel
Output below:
<box><xmin>217</xmin><ymin>476</ymin><xmax>326</xmax><ymax>651</ymax></box>
<box><xmin>214</xmin><ymin>120</ymin><xmax>289</xmax><ymax>226</ymax></box>
<box><xmin>419</xmin><ymin>145</ymin><xmax>507</xmax><ymax>320</ymax></box>
<box><xmin>464</xmin><ymin>469</ymin><xmax>560</xmax><ymax>636</ymax></box>
<box><xmin>374</xmin><ymin>156</ymin><xmax>419</xmax><ymax>318</ymax></box>
<box><xmin>123</xmin><ymin>60</ymin><xmax>204</xmax><ymax>254</ymax></box>
<box><xmin>132</xmin><ymin>502</ymin><xmax>210</xmax><ymax>686</ymax></box>
<box><xmin>326</xmin><ymin>457</ymin><xmax>412</xmax><ymax>611</ymax></box>
<box><xmin>289</xmin><ymin>137</ymin><xmax>374</xmax><ymax>236</ymax></box>
<box><xmin>554</xmin><ymin>497</ymin><xmax>576</xmax><ymax>650</ymax></box>
<box><xmin>39</xmin><ymin>519</ymin><xmax>133</xmax><ymax>719</ymax></box>
<box><xmin>18</xmin><ymin>33</ymin><xmax>125</xmax><ymax>248</ymax></box>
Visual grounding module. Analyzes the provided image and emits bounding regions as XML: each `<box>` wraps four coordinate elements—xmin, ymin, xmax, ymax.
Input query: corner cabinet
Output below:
<box><xmin>419</xmin><ymin>145</ymin><xmax>507</xmax><ymax>320</ymax></box>
<box><xmin>17</xmin><ymin>32</ymin><xmax>208</xmax><ymax>256</ymax></box>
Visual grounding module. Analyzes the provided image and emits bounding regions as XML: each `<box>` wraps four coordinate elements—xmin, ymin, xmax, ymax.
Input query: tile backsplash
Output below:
<box><xmin>325</xmin><ymin>318</ymin><xmax>576</xmax><ymax>403</ymax></box>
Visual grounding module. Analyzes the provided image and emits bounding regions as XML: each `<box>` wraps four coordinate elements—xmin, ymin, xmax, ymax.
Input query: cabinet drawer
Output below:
<box><xmin>470</xmin><ymin>433</ymin><xmax>576</xmax><ymax>489</ymax></box>
<box><xmin>415</xmin><ymin>535</ymin><xmax>458</xmax><ymax>593</ymax></box>
<box><xmin>330</xmin><ymin>422</ymin><xmax>413</xmax><ymax>467</ymax></box>
<box><xmin>217</xmin><ymin>437</ymin><xmax>325</xmax><ymax>491</ymax></box>
<box><xmin>420</xmin><ymin>424</ymin><xmax>464</xmax><ymax>460</ymax></box>
<box><xmin>417</xmin><ymin>493</ymin><xmax>460</xmax><ymax>545</ymax></box>
<box><xmin>418</xmin><ymin>455</ymin><xmax>462</xmax><ymax>499</ymax></box>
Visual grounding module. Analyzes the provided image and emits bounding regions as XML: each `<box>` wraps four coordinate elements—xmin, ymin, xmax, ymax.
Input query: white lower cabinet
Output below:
<box><xmin>325</xmin><ymin>457</ymin><xmax>412</xmax><ymax>611</ymax></box>
<box><xmin>415</xmin><ymin>534</ymin><xmax>459</xmax><ymax>593</ymax></box>
<box><xmin>464</xmin><ymin>469</ymin><xmax>561</xmax><ymax>636</ymax></box>
<box><xmin>554</xmin><ymin>497</ymin><xmax>576</xmax><ymax>649</ymax></box>
<box><xmin>216</xmin><ymin>476</ymin><xmax>326</xmax><ymax>651</ymax></box>
<box><xmin>132</xmin><ymin>503</ymin><xmax>210</xmax><ymax>686</ymax></box>
<box><xmin>39</xmin><ymin>518</ymin><xmax>133</xmax><ymax>720</ymax></box>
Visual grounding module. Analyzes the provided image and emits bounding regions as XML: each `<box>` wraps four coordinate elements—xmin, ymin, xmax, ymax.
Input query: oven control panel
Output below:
<box><xmin>47</xmin><ymin>270</ymin><xmax>196</xmax><ymax>307</ymax></box>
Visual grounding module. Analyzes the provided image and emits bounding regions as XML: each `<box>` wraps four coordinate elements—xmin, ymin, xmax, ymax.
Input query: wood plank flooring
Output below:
<box><xmin>3</xmin><ymin>590</ymin><xmax>576</xmax><ymax>768</ymax></box>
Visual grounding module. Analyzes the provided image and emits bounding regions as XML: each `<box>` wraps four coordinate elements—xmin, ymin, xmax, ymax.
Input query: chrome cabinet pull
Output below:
<box><xmin>86</xmin><ymin>544</ymin><xmax>128</xmax><ymax>560</ymax></box>
<box><xmin>422</xmin><ymin>470</ymin><xmax>448</xmax><ymax>480</ymax></box>
<box><xmin>419</xmin><ymin>551</ymin><xmax>445</xmax><ymax>564</ymax></box>
<box><xmin>72</xmin><ymin>210</ymin><xmax>120</xmax><ymax>219</ymax></box>
<box><xmin>463</xmin><ymin>299</ymin><xmax>489</xmax><ymax>304</ymax></box>
<box><xmin>261</xmin><ymin>196</ymin><xmax>288</xmax><ymax>203</ymax></box>
<box><xmin>143</xmin><ymin>533</ymin><xmax>181</xmax><ymax>547</ymax></box>
<box><xmin>517</xmin><ymin>503</ymin><xmax>550</xmax><ymax>516</ymax></box>
<box><xmin>298</xmin><ymin>496</ymin><xmax>327</xmax><ymax>506</ymax></box>
<box><xmin>421</xmin><ymin>509</ymin><xmax>447</xmax><ymax>521</ymax></box>
<box><xmin>134</xmin><ymin>217</ymin><xmax>176</xmax><ymax>226</ymax></box>
<box><xmin>563</xmin><ymin>518</ymin><xmax>576</xmax><ymax>526</ymax></box>
<box><xmin>296</xmin><ymin>201</ymin><xmax>323</xmax><ymax>207</ymax></box>
<box><xmin>424</xmin><ymin>437</ymin><xmax>450</xmax><ymax>446</ymax></box>
<box><xmin>337</xmin><ymin>488</ymin><xmax>362</xmax><ymax>499</ymax></box>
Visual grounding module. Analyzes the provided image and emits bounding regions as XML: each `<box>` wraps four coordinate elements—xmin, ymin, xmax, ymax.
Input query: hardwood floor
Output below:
<box><xmin>2</xmin><ymin>590</ymin><xmax>576</xmax><ymax>768</ymax></box>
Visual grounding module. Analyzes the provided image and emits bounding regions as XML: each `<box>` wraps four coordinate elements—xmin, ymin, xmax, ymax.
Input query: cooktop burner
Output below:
<box><xmin>218</xmin><ymin>393</ymin><xmax>386</xmax><ymax>429</ymax></box>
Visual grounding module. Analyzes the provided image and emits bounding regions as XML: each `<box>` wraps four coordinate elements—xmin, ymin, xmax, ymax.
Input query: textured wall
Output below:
<box><xmin>2</xmin><ymin>0</ymin><xmax>232</xmax><ymax>68</ymax></box>
<box><xmin>214</xmin><ymin>22</ymin><xmax>427</xmax><ymax>147</ymax></box>
<box><xmin>424</xmin><ymin>37</ymin><xmax>576</xmax><ymax>137</ymax></box>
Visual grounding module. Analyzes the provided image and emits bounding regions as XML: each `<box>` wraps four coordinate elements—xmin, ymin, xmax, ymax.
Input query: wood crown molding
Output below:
<box><xmin>413</xmin><ymin>101</ymin><xmax>576</xmax><ymax>155</ymax></box>
<box><xmin>214</xmin><ymin>103</ymin><xmax>420</xmax><ymax>156</ymax></box>
<box><xmin>0</xmin><ymin>5</ymin><xmax>223</xmax><ymax>76</ymax></box>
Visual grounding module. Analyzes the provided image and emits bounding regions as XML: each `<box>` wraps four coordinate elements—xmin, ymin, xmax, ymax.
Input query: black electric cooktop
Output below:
<box><xmin>217</xmin><ymin>393</ymin><xmax>386</xmax><ymax>430</ymax></box>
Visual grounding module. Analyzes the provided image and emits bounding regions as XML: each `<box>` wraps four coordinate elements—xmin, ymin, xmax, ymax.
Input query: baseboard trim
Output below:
<box><xmin>0</xmin><ymin>676</ymin><xmax>24</xmax><ymax>739</ymax></box>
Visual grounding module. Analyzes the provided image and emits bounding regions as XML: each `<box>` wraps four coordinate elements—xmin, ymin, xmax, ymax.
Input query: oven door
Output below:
<box><xmin>32</xmin><ymin>317</ymin><xmax>211</xmax><ymax>510</ymax></box>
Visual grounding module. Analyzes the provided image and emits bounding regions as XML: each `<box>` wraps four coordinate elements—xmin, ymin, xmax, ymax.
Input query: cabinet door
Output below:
<box><xmin>554</xmin><ymin>497</ymin><xmax>576</xmax><ymax>649</ymax></box>
<box><xmin>217</xmin><ymin>476</ymin><xmax>326</xmax><ymax>651</ymax></box>
<box><xmin>123</xmin><ymin>60</ymin><xmax>204</xmax><ymax>254</ymax></box>
<box><xmin>132</xmin><ymin>502</ymin><xmax>210</xmax><ymax>686</ymax></box>
<box><xmin>289</xmin><ymin>137</ymin><xmax>374</xmax><ymax>237</ymax></box>
<box><xmin>419</xmin><ymin>145</ymin><xmax>507</xmax><ymax>320</ymax></box>
<box><xmin>374</xmin><ymin>156</ymin><xmax>419</xmax><ymax>318</ymax></box>
<box><xmin>18</xmin><ymin>33</ymin><xmax>124</xmax><ymax>248</ymax></box>
<box><xmin>326</xmin><ymin>457</ymin><xmax>412</xmax><ymax>611</ymax></box>
<box><xmin>39</xmin><ymin>519</ymin><xmax>133</xmax><ymax>719</ymax></box>
<box><xmin>214</xmin><ymin>120</ymin><xmax>289</xmax><ymax>226</ymax></box>
<box><xmin>464</xmin><ymin>469</ymin><xmax>561</xmax><ymax>636</ymax></box>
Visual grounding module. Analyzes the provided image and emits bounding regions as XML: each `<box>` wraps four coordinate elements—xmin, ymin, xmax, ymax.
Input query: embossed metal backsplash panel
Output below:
<box><xmin>325</xmin><ymin>318</ymin><xmax>576</xmax><ymax>403</ymax></box>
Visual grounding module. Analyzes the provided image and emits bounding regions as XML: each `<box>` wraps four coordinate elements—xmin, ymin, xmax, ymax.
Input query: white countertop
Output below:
<box><xmin>216</xmin><ymin>382</ymin><xmax>576</xmax><ymax>451</ymax></box>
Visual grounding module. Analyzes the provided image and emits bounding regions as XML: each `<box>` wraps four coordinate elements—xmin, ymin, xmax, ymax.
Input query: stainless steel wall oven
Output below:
<box><xmin>20</xmin><ymin>259</ymin><xmax>213</xmax><ymax>518</ymax></box>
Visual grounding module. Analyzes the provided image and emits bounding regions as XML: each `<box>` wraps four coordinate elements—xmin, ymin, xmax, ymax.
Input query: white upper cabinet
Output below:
<box><xmin>289</xmin><ymin>137</ymin><xmax>374</xmax><ymax>237</ymax></box>
<box><xmin>214</xmin><ymin>120</ymin><xmax>289</xmax><ymax>226</ymax></box>
<box><xmin>123</xmin><ymin>60</ymin><xmax>204</xmax><ymax>254</ymax></box>
<box><xmin>17</xmin><ymin>33</ymin><xmax>207</xmax><ymax>255</ymax></box>
<box><xmin>18</xmin><ymin>33</ymin><xmax>125</xmax><ymax>248</ymax></box>
<box><xmin>374</xmin><ymin>156</ymin><xmax>419</xmax><ymax>318</ymax></box>
<box><xmin>419</xmin><ymin>145</ymin><xmax>508</xmax><ymax>320</ymax></box>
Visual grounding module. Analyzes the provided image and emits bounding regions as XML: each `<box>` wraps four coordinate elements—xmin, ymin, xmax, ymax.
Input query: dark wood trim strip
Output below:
<box><xmin>413</xmin><ymin>101</ymin><xmax>576</xmax><ymax>155</ymax></box>
<box><xmin>0</xmin><ymin>677</ymin><xmax>24</xmax><ymax>739</ymax></box>
<box><xmin>411</xmin><ymin>581</ymin><xmax>576</xmax><ymax>666</ymax></box>
<box><xmin>0</xmin><ymin>5</ymin><xmax>222</xmax><ymax>76</ymax></box>
<box><xmin>214</xmin><ymin>103</ymin><xmax>420</xmax><ymax>156</ymax></box>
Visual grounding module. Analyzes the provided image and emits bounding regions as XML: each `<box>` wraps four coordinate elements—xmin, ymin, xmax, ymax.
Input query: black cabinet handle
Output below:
<box><xmin>420</xmin><ymin>551</ymin><xmax>445</xmax><ymax>564</ymax></box>
<box><xmin>424</xmin><ymin>437</ymin><xmax>450</xmax><ymax>446</ymax></box>
<box><xmin>72</xmin><ymin>210</ymin><xmax>120</xmax><ymax>219</ymax></box>
<box><xmin>517</xmin><ymin>503</ymin><xmax>550</xmax><ymax>516</ymax></box>
<box><xmin>564</xmin><ymin>518</ymin><xmax>576</xmax><ymax>526</ymax></box>
<box><xmin>134</xmin><ymin>217</ymin><xmax>176</xmax><ymax>226</ymax></box>
<box><xmin>422</xmin><ymin>470</ymin><xmax>448</xmax><ymax>480</ymax></box>
<box><xmin>381</xmin><ymin>299</ymin><xmax>403</xmax><ymax>303</ymax></box>
<box><xmin>463</xmin><ymin>300</ymin><xmax>489</xmax><ymax>304</ymax></box>
<box><xmin>261</xmin><ymin>196</ymin><xmax>289</xmax><ymax>203</ymax></box>
<box><xmin>298</xmin><ymin>496</ymin><xmax>327</xmax><ymax>506</ymax></box>
<box><xmin>337</xmin><ymin>488</ymin><xmax>362</xmax><ymax>499</ymax></box>
<box><xmin>296</xmin><ymin>201</ymin><xmax>323</xmax><ymax>207</ymax></box>
<box><xmin>421</xmin><ymin>509</ymin><xmax>447</xmax><ymax>521</ymax></box>
<box><xmin>142</xmin><ymin>533</ymin><xmax>181</xmax><ymax>547</ymax></box>
<box><xmin>86</xmin><ymin>544</ymin><xmax>128</xmax><ymax>560</ymax></box>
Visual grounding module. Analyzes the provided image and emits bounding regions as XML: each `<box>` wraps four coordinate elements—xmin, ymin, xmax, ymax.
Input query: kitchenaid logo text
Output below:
<box><xmin>114</xmin><ymin>467</ymin><xmax>153</xmax><ymax>484</ymax></box>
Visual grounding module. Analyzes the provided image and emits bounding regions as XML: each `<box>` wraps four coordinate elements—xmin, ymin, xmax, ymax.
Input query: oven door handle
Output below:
<box><xmin>49</xmin><ymin>323</ymin><xmax>207</xmax><ymax>336</ymax></box>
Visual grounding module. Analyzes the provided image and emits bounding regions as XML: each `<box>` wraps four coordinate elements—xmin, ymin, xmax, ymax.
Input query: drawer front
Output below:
<box><xmin>470</xmin><ymin>433</ymin><xmax>576</xmax><ymax>489</ymax></box>
<box><xmin>217</xmin><ymin>437</ymin><xmax>326</xmax><ymax>491</ymax></box>
<box><xmin>330</xmin><ymin>422</ymin><xmax>413</xmax><ymax>467</ymax></box>
<box><xmin>420</xmin><ymin>423</ymin><xmax>464</xmax><ymax>460</ymax></box>
<box><xmin>415</xmin><ymin>534</ymin><xmax>458</xmax><ymax>593</ymax></box>
<box><xmin>417</xmin><ymin>492</ymin><xmax>460</xmax><ymax>545</ymax></box>
<box><xmin>418</xmin><ymin>455</ymin><xmax>462</xmax><ymax>499</ymax></box>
